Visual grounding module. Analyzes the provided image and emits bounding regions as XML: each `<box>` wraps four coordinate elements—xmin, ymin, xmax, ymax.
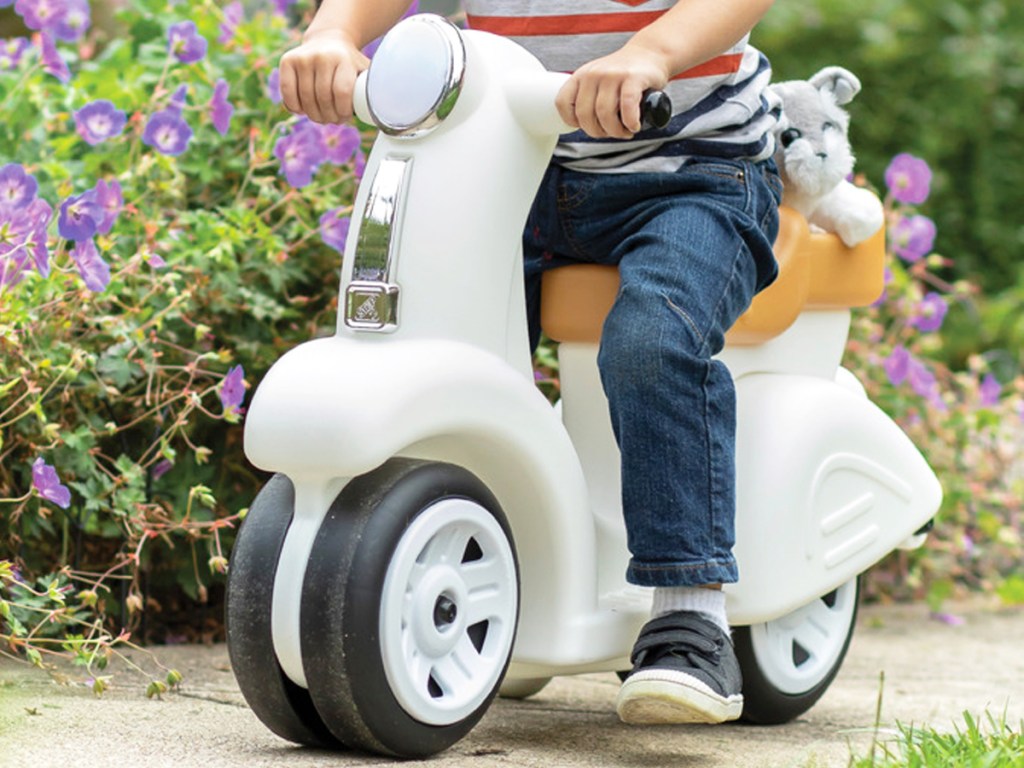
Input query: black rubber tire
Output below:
<box><xmin>734</xmin><ymin>579</ymin><xmax>860</xmax><ymax>725</ymax></box>
<box><xmin>300</xmin><ymin>458</ymin><xmax>518</xmax><ymax>758</ymax></box>
<box><xmin>225</xmin><ymin>474</ymin><xmax>342</xmax><ymax>748</ymax></box>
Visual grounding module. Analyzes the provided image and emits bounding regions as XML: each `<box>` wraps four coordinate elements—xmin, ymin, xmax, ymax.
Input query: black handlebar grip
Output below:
<box><xmin>640</xmin><ymin>90</ymin><xmax>672</xmax><ymax>130</ymax></box>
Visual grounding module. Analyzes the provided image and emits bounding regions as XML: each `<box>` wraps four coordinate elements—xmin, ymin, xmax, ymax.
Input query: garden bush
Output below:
<box><xmin>757</xmin><ymin>0</ymin><xmax>1024</xmax><ymax>296</ymax></box>
<box><xmin>1</xmin><ymin>0</ymin><xmax>366</xmax><ymax>680</ymax></box>
<box><xmin>1</xmin><ymin>0</ymin><xmax>1021</xmax><ymax>692</ymax></box>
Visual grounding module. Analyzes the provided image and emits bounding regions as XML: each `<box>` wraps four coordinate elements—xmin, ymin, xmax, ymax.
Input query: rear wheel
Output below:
<box><xmin>300</xmin><ymin>459</ymin><xmax>519</xmax><ymax>757</ymax></box>
<box><xmin>734</xmin><ymin>578</ymin><xmax>859</xmax><ymax>724</ymax></box>
<box><xmin>499</xmin><ymin>677</ymin><xmax>551</xmax><ymax>699</ymax></box>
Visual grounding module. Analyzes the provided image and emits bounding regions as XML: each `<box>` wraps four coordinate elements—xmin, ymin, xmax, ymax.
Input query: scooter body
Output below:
<box><xmin>232</xmin><ymin>14</ymin><xmax>942</xmax><ymax>756</ymax></box>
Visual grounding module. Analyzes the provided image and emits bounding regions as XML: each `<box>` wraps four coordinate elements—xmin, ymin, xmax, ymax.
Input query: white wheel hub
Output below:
<box><xmin>749</xmin><ymin>579</ymin><xmax>857</xmax><ymax>695</ymax></box>
<box><xmin>380</xmin><ymin>498</ymin><xmax>517</xmax><ymax>725</ymax></box>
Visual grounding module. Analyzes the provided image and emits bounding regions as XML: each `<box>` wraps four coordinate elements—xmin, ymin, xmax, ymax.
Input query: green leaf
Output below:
<box><xmin>96</xmin><ymin>354</ymin><xmax>136</xmax><ymax>389</ymax></box>
<box><xmin>996</xmin><ymin>575</ymin><xmax>1024</xmax><ymax>606</ymax></box>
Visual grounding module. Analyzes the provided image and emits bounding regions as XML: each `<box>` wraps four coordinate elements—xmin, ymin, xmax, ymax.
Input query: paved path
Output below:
<box><xmin>1</xmin><ymin>600</ymin><xmax>1022</xmax><ymax>768</ymax></box>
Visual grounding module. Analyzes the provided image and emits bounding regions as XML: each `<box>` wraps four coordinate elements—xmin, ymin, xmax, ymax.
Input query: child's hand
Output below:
<box><xmin>556</xmin><ymin>44</ymin><xmax>670</xmax><ymax>139</ymax></box>
<box><xmin>279</xmin><ymin>30</ymin><xmax>369</xmax><ymax>124</ymax></box>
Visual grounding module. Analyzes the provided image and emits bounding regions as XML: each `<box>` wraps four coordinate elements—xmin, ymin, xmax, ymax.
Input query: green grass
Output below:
<box><xmin>842</xmin><ymin>673</ymin><xmax>1024</xmax><ymax>767</ymax></box>
<box><xmin>849</xmin><ymin>711</ymin><xmax>1024</xmax><ymax>767</ymax></box>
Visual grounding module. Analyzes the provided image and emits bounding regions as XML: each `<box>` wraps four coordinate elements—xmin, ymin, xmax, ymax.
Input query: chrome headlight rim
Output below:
<box><xmin>366</xmin><ymin>14</ymin><xmax>467</xmax><ymax>139</ymax></box>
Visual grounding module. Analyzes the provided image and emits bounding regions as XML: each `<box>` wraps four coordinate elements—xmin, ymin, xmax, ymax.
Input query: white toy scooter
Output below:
<box><xmin>225</xmin><ymin>14</ymin><xmax>942</xmax><ymax>758</ymax></box>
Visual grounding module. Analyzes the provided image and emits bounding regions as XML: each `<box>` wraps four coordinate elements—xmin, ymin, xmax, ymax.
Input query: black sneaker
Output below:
<box><xmin>616</xmin><ymin>611</ymin><xmax>743</xmax><ymax>725</ymax></box>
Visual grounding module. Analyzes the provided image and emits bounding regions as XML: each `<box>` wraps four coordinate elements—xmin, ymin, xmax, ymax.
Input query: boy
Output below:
<box><xmin>280</xmin><ymin>0</ymin><xmax>782</xmax><ymax>725</ymax></box>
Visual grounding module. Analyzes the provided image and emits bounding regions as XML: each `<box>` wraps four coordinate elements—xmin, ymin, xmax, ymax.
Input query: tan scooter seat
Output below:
<box><xmin>540</xmin><ymin>207</ymin><xmax>885</xmax><ymax>346</ymax></box>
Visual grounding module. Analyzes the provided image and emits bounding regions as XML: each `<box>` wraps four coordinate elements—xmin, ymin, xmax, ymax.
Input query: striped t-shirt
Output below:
<box><xmin>464</xmin><ymin>0</ymin><xmax>780</xmax><ymax>173</ymax></box>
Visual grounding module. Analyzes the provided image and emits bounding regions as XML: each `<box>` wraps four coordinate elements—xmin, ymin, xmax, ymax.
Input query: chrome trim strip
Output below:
<box><xmin>344</xmin><ymin>156</ymin><xmax>410</xmax><ymax>333</ymax></box>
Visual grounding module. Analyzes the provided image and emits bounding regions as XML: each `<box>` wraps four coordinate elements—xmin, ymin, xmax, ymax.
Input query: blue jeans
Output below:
<box><xmin>524</xmin><ymin>158</ymin><xmax>782</xmax><ymax>588</ymax></box>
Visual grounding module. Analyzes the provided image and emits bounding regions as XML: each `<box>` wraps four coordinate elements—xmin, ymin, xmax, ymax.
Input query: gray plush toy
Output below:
<box><xmin>770</xmin><ymin>66</ymin><xmax>884</xmax><ymax>247</ymax></box>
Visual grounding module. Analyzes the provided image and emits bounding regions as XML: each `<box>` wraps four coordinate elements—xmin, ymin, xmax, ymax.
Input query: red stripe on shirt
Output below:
<box><xmin>671</xmin><ymin>53</ymin><xmax>744</xmax><ymax>80</ymax></box>
<box><xmin>467</xmin><ymin>12</ymin><xmax>664</xmax><ymax>36</ymax></box>
<box><xmin>467</xmin><ymin>15</ymin><xmax>744</xmax><ymax>79</ymax></box>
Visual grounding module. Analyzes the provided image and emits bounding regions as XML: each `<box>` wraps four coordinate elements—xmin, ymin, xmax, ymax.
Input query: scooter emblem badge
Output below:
<box><xmin>345</xmin><ymin>281</ymin><xmax>400</xmax><ymax>332</ymax></box>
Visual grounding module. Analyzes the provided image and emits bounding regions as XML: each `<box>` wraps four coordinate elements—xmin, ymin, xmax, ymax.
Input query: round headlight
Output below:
<box><xmin>366</xmin><ymin>14</ymin><xmax>466</xmax><ymax>138</ymax></box>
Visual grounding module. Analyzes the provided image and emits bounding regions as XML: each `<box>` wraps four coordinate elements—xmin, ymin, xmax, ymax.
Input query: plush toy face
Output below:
<box><xmin>770</xmin><ymin>67</ymin><xmax>861</xmax><ymax>206</ymax></box>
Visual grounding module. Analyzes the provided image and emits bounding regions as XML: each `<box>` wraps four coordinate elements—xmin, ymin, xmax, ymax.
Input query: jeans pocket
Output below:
<box><xmin>556</xmin><ymin>174</ymin><xmax>597</xmax><ymax>212</ymax></box>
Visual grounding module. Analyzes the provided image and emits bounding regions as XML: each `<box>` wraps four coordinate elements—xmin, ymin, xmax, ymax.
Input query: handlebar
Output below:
<box><xmin>640</xmin><ymin>89</ymin><xmax>672</xmax><ymax>130</ymax></box>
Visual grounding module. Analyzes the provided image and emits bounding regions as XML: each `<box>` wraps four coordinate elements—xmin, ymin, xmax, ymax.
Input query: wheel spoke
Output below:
<box><xmin>460</xmin><ymin>555</ymin><xmax>506</xmax><ymax>594</ymax></box>
<box><xmin>421</xmin><ymin>525</ymin><xmax>471</xmax><ymax>567</ymax></box>
<box><xmin>431</xmin><ymin>636</ymin><xmax>480</xmax><ymax>695</ymax></box>
<box><xmin>463</xmin><ymin>586</ymin><xmax>509</xmax><ymax>627</ymax></box>
<box><xmin>785</xmin><ymin>595</ymin><xmax>851</xmax><ymax>667</ymax></box>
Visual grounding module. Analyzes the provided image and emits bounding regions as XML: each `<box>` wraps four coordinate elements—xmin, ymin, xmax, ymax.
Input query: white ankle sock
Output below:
<box><xmin>652</xmin><ymin>586</ymin><xmax>730</xmax><ymax>634</ymax></box>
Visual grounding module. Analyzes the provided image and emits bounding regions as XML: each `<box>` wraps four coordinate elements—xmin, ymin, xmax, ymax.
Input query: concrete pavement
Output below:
<box><xmin>1</xmin><ymin>599</ymin><xmax>1022</xmax><ymax>768</ymax></box>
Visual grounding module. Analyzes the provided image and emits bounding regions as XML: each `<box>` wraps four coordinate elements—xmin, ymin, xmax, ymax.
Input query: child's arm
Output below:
<box><xmin>557</xmin><ymin>0</ymin><xmax>776</xmax><ymax>139</ymax></box>
<box><xmin>279</xmin><ymin>0</ymin><xmax>415</xmax><ymax>124</ymax></box>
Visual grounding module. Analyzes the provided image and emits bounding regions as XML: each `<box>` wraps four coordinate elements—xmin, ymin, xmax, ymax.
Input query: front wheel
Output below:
<box><xmin>300</xmin><ymin>459</ymin><xmax>519</xmax><ymax>758</ymax></box>
<box><xmin>225</xmin><ymin>474</ymin><xmax>341</xmax><ymax>748</ymax></box>
<box><xmin>734</xmin><ymin>577</ymin><xmax>859</xmax><ymax>724</ymax></box>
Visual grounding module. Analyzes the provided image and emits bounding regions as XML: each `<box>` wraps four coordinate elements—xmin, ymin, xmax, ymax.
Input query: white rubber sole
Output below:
<box><xmin>616</xmin><ymin>670</ymin><xmax>743</xmax><ymax>725</ymax></box>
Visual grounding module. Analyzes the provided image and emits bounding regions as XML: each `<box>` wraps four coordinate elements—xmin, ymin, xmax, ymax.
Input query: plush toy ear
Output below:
<box><xmin>809</xmin><ymin>66</ymin><xmax>861</xmax><ymax>105</ymax></box>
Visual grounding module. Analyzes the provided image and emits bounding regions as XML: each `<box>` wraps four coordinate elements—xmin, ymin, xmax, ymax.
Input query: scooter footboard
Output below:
<box><xmin>727</xmin><ymin>372</ymin><xmax>942</xmax><ymax>624</ymax></box>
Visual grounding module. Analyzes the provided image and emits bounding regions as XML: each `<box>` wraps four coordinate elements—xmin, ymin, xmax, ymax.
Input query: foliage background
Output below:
<box><xmin>756</xmin><ymin>0</ymin><xmax>1024</xmax><ymax>380</ymax></box>
<box><xmin>1</xmin><ymin>0</ymin><xmax>1022</xmax><ymax>685</ymax></box>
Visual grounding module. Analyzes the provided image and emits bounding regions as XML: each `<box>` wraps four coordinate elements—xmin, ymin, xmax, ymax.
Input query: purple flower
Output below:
<box><xmin>0</xmin><ymin>38</ymin><xmax>31</xmax><ymax>71</ymax></box>
<box><xmin>908</xmin><ymin>358</ymin><xmax>943</xmax><ymax>409</ymax></box>
<box><xmin>151</xmin><ymin>459</ymin><xmax>174</xmax><ymax>480</ymax></box>
<box><xmin>32</xmin><ymin>457</ymin><xmax>71</xmax><ymax>509</ymax></box>
<box><xmin>273</xmin><ymin>121</ymin><xmax>326</xmax><ymax>188</ymax></box>
<box><xmin>885</xmin><ymin>153</ymin><xmax>932</xmax><ymax>205</ymax></box>
<box><xmin>167</xmin><ymin>20</ymin><xmax>207</xmax><ymax>64</ymax></box>
<box><xmin>220</xmin><ymin>365</ymin><xmax>246</xmax><ymax>414</ymax></box>
<box><xmin>979</xmin><ymin>374</ymin><xmax>1001</xmax><ymax>407</ymax></box>
<box><xmin>890</xmin><ymin>214</ymin><xmax>936</xmax><ymax>263</ymax></box>
<box><xmin>321</xmin><ymin>124</ymin><xmax>360</xmax><ymax>165</ymax></box>
<box><xmin>168</xmin><ymin>83</ymin><xmax>189</xmax><ymax>116</ymax></box>
<box><xmin>209</xmin><ymin>79</ymin><xmax>234</xmax><ymax>136</ymax></box>
<box><xmin>38</xmin><ymin>33</ymin><xmax>70</xmax><ymax>83</ymax></box>
<box><xmin>51</xmin><ymin>0</ymin><xmax>90</xmax><ymax>42</ymax></box>
<box><xmin>218</xmin><ymin>1</ymin><xmax>244</xmax><ymax>44</ymax></box>
<box><xmin>14</xmin><ymin>0</ymin><xmax>65</xmax><ymax>32</ymax></box>
<box><xmin>0</xmin><ymin>250</ymin><xmax>31</xmax><ymax>287</ymax></box>
<box><xmin>929</xmin><ymin>611</ymin><xmax>965</xmax><ymax>627</ymax></box>
<box><xmin>883</xmin><ymin>345</ymin><xmax>910</xmax><ymax>386</ymax></box>
<box><xmin>142</xmin><ymin>109</ymin><xmax>193</xmax><ymax>156</ymax></box>
<box><xmin>71</xmin><ymin>238</ymin><xmax>111</xmax><ymax>291</ymax></box>
<box><xmin>1</xmin><ymin>196</ymin><xmax>54</xmax><ymax>286</ymax></box>
<box><xmin>74</xmin><ymin>100</ymin><xmax>127</xmax><ymax>145</ymax></box>
<box><xmin>267</xmin><ymin>68</ymin><xmax>282</xmax><ymax>104</ymax></box>
<box><xmin>0</xmin><ymin>164</ymin><xmax>38</xmax><ymax>212</ymax></box>
<box><xmin>272</xmin><ymin>0</ymin><xmax>297</xmax><ymax>17</ymax></box>
<box><xmin>91</xmin><ymin>179</ymin><xmax>122</xmax><ymax>235</ymax></box>
<box><xmin>909</xmin><ymin>292</ymin><xmax>948</xmax><ymax>333</ymax></box>
<box><xmin>319</xmin><ymin>208</ymin><xmax>350</xmax><ymax>253</ymax></box>
<box><xmin>58</xmin><ymin>192</ymin><xmax>104</xmax><ymax>241</ymax></box>
<box><xmin>354</xmin><ymin>149</ymin><xmax>367</xmax><ymax>179</ymax></box>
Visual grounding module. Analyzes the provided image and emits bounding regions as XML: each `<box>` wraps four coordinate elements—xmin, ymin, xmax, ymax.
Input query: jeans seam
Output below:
<box><xmin>701</xmin><ymin>356</ymin><xmax>717</xmax><ymax>553</ymax></box>
<box><xmin>662</xmin><ymin>293</ymin><xmax>705</xmax><ymax>349</ymax></box>
<box><xmin>629</xmin><ymin>559</ymin><xmax>735</xmax><ymax>572</ymax></box>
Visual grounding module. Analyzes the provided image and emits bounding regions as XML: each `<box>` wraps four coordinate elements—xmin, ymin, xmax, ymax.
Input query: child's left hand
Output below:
<box><xmin>556</xmin><ymin>43</ymin><xmax>669</xmax><ymax>139</ymax></box>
